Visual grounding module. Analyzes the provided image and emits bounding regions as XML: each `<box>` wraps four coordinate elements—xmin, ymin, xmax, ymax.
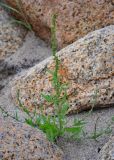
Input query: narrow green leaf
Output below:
<box><xmin>11</xmin><ymin>19</ymin><xmax>32</xmax><ymax>30</ymax></box>
<box><xmin>0</xmin><ymin>2</ymin><xmax>20</xmax><ymax>14</ymax></box>
<box><xmin>15</xmin><ymin>111</ymin><xmax>19</xmax><ymax>121</ymax></box>
<box><xmin>41</xmin><ymin>93</ymin><xmax>53</xmax><ymax>103</ymax></box>
<box><xmin>65</xmin><ymin>126</ymin><xmax>82</xmax><ymax>134</ymax></box>
<box><xmin>25</xmin><ymin>118</ymin><xmax>35</xmax><ymax>127</ymax></box>
<box><xmin>61</xmin><ymin>102</ymin><xmax>69</xmax><ymax>115</ymax></box>
<box><xmin>112</xmin><ymin>116</ymin><xmax>114</xmax><ymax>121</ymax></box>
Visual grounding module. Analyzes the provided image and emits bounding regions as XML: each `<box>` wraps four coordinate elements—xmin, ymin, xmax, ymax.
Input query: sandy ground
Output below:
<box><xmin>0</xmin><ymin>5</ymin><xmax>114</xmax><ymax>160</ymax></box>
<box><xmin>57</xmin><ymin>107</ymin><xmax>114</xmax><ymax>160</ymax></box>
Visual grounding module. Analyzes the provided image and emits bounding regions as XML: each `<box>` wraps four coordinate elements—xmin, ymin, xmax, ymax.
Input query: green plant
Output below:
<box><xmin>1</xmin><ymin>10</ymin><xmax>113</xmax><ymax>142</ymax></box>
<box><xmin>0</xmin><ymin>105</ymin><xmax>23</xmax><ymax>123</ymax></box>
<box><xmin>87</xmin><ymin>115</ymin><xmax>114</xmax><ymax>141</ymax></box>
<box><xmin>65</xmin><ymin>118</ymin><xmax>86</xmax><ymax>140</ymax></box>
<box><xmin>90</xmin><ymin>116</ymin><xmax>112</xmax><ymax>141</ymax></box>
<box><xmin>16</xmin><ymin>14</ymin><xmax>85</xmax><ymax>142</ymax></box>
<box><xmin>89</xmin><ymin>88</ymin><xmax>99</xmax><ymax>115</ymax></box>
<box><xmin>0</xmin><ymin>0</ymin><xmax>32</xmax><ymax>30</ymax></box>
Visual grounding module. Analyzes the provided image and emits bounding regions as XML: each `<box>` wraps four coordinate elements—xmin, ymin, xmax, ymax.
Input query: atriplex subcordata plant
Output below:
<box><xmin>17</xmin><ymin>15</ymin><xmax>85</xmax><ymax>142</ymax></box>
<box><xmin>0</xmin><ymin>0</ymin><xmax>32</xmax><ymax>30</ymax></box>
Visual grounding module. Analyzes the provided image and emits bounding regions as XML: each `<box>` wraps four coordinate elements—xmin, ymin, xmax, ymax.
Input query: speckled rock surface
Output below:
<box><xmin>11</xmin><ymin>26</ymin><xmax>114</xmax><ymax>115</ymax></box>
<box><xmin>0</xmin><ymin>117</ymin><xmax>63</xmax><ymax>160</ymax></box>
<box><xmin>99</xmin><ymin>136</ymin><xmax>114</xmax><ymax>160</ymax></box>
<box><xmin>0</xmin><ymin>6</ymin><xmax>26</xmax><ymax>60</ymax></box>
<box><xmin>0</xmin><ymin>6</ymin><xmax>51</xmax><ymax>91</ymax></box>
<box><xmin>5</xmin><ymin>0</ymin><xmax>114</xmax><ymax>48</ymax></box>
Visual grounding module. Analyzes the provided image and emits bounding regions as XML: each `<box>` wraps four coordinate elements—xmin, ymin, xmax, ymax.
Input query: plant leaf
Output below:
<box><xmin>25</xmin><ymin>118</ymin><xmax>35</xmax><ymax>127</ymax></box>
<box><xmin>65</xmin><ymin>126</ymin><xmax>82</xmax><ymax>134</ymax></box>
<box><xmin>41</xmin><ymin>93</ymin><xmax>53</xmax><ymax>103</ymax></box>
<box><xmin>0</xmin><ymin>2</ymin><xmax>20</xmax><ymax>14</ymax></box>
<box><xmin>11</xmin><ymin>19</ymin><xmax>32</xmax><ymax>30</ymax></box>
<box><xmin>61</xmin><ymin>102</ymin><xmax>69</xmax><ymax>116</ymax></box>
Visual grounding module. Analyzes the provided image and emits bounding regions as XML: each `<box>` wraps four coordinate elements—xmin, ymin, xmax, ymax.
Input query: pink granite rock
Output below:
<box><xmin>0</xmin><ymin>6</ymin><xmax>26</xmax><ymax>61</ymax></box>
<box><xmin>99</xmin><ymin>137</ymin><xmax>114</xmax><ymax>160</ymax></box>
<box><xmin>11</xmin><ymin>26</ymin><xmax>114</xmax><ymax>115</ymax></box>
<box><xmin>0</xmin><ymin>117</ymin><xmax>63</xmax><ymax>160</ymax></box>
<box><xmin>5</xmin><ymin>0</ymin><xmax>114</xmax><ymax>48</ymax></box>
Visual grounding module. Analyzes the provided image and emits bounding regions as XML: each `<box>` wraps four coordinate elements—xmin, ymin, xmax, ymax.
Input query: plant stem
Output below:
<box><xmin>51</xmin><ymin>14</ymin><xmax>62</xmax><ymax>132</ymax></box>
<box><xmin>0</xmin><ymin>106</ymin><xmax>23</xmax><ymax>123</ymax></box>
